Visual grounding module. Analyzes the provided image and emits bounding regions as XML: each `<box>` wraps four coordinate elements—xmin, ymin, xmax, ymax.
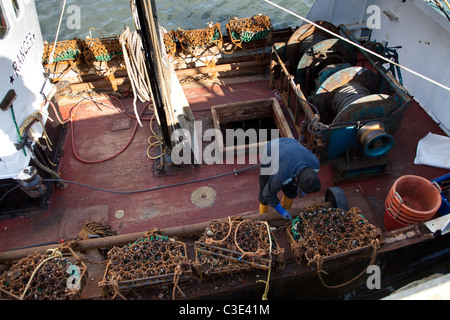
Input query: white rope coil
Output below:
<box><xmin>119</xmin><ymin>26</ymin><xmax>154</xmax><ymax>127</ymax></box>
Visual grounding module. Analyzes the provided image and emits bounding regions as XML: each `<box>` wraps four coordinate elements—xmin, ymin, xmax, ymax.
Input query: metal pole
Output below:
<box><xmin>0</xmin><ymin>201</ymin><xmax>333</xmax><ymax>263</ymax></box>
<box><xmin>134</xmin><ymin>0</ymin><xmax>172</xmax><ymax>151</ymax></box>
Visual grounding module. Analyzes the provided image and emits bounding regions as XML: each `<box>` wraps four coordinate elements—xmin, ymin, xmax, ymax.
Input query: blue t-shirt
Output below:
<box><xmin>261</xmin><ymin>138</ymin><xmax>320</xmax><ymax>207</ymax></box>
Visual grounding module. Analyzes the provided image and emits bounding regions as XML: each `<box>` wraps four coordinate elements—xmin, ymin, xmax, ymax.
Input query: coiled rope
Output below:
<box><xmin>119</xmin><ymin>26</ymin><xmax>153</xmax><ymax>127</ymax></box>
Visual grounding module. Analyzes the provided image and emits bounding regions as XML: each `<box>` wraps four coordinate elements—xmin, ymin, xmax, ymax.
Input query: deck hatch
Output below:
<box><xmin>211</xmin><ymin>98</ymin><xmax>294</xmax><ymax>156</ymax></box>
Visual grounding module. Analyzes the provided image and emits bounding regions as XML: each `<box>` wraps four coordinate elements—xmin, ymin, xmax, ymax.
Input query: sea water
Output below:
<box><xmin>35</xmin><ymin>0</ymin><xmax>313</xmax><ymax>42</ymax></box>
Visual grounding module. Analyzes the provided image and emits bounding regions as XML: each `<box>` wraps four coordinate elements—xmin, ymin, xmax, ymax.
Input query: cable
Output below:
<box><xmin>48</xmin><ymin>95</ymin><xmax>155</xmax><ymax>164</ymax></box>
<box><xmin>28</xmin><ymin>146</ymin><xmax>63</xmax><ymax>184</ymax></box>
<box><xmin>0</xmin><ymin>165</ymin><xmax>260</xmax><ymax>204</ymax></box>
<box><xmin>70</xmin><ymin>103</ymin><xmax>147</xmax><ymax>164</ymax></box>
<box><xmin>47</xmin><ymin>0</ymin><xmax>67</xmax><ymax>66</ymax></box>
<box><xmin>263</xmin><ymin>0</ymin><xmax>450</xmax><ymax>92</ymax></box>
<box><xmin>67</xmin><ymin>94</ymin><xmax>155</xmax><ymax>120</ymax></box>
<box><xmin>298</xmin><ymin>33</ymin><xmax>329</xmax><ymax>57</ymax></box>
<box><xmin>41</xmin><ymin>164</ymin><xmax>260</xmax><ymax>195</ymax></box>
<box><xmin>0</xmin><ymin>185</ymin><xmax>20</xmax><ymax>204</ymax></box>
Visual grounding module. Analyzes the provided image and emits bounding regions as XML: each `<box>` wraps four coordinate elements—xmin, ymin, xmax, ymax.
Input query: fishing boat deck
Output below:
<box><xmin>0</xmin><ymin>73</ymin><xmax>447</xmax><ymax>254</ymax></box>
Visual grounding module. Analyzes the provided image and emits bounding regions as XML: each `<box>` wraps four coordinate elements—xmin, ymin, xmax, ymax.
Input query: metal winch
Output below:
<box><xmin>272</xmin><ymin>21</ymin><xmax>411</xmax><ymax>181</ymax></box>
<box><xmin>285</xmin><ymin>21</ymin><xmax>357</xmax><ymax>95</ymax></box>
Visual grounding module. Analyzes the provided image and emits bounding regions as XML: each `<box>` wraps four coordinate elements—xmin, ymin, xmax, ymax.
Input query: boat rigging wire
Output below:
<box><xmin>262</xmin><ymin>0</ymin><xmax>450</xmax><ymax>92</ymax></box>
<box><xmin>0</xmin><ymin>186</ymin><xmax>20</xmax><ymax>204</ymax></box>
<box><xmin>47</xmin><ymin>0</ymin><xmax>67</xmax><ymax>67</ymax></box>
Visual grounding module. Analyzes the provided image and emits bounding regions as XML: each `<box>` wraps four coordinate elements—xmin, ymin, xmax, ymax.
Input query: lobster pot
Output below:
<box><xmin>0</xmin><ymin>247</ymin><xmax>87</xmax><ymax>300</ymax></box>
<box><xmin>384</xmin><ymin>175</ymin><xmax>442</xmax><ymax>230</ymax></box>
<box><xmin>286</xmin><ymin>207</ymin><xmax>382</xmax><ymax>265</ymax></box>
<box><xmin>98</xmin><ymin>234</ymin><xmax>192</xmax><ymax>299</ymax></box>
<box><xmin>194</xmin><ymin>218</ymin><xmax>284</xmax><ymax>277</ymax></box>
<box><xmin>227</xmin><ymin>15</ymin><xmax>272</xmax><ymax>42</ymax></box>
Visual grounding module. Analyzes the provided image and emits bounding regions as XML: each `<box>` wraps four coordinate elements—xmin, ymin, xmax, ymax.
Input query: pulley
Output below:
<box><xmin>357</xmin><ymin>121</ymin><xmax>394</xmax><ymax>158</ymax></box>
<box><xmin>15</xmin><ymin>166</ymin><xmax>47</xmax><ymax>198</ymax></box>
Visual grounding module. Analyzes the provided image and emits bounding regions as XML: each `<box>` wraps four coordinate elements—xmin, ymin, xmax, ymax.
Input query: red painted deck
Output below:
<box><xmin>0</xmin><ymin>77</ymin><xmax>448</xmax><ymax>252</ymax></box>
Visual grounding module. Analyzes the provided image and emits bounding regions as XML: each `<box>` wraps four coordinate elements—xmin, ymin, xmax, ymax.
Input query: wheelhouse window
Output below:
<box><xmin>0</xmin><ymin>3</ymin><xmax>8</xmax><ymax>39</ymax></box>
<box><xmin>12</xmin><ymin>0</ymin><xmax>20</xmax><ymax>17</ymax></box>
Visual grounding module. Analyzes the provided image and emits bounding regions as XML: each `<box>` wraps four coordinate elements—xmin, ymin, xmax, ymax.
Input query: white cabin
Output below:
<box><xmin>0</xmin><ymin>0</ymin><xmax>51</xmax><ymax>180</ymax></box>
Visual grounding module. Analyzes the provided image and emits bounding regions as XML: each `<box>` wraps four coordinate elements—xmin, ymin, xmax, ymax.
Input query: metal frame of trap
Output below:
<box><xmin>226</xmin><ymin>15</ymin><xmax>272</xmax><ymax>43</ymax></box>
<box><xmin>286</xmin><ymin>211</ymin><xmax>383</xmax><ymax>266</ymax></box>
<box><xmin>286</xmin><ymin>227</ymin><xmax>383</xmax><ymax>265</ymax></box>
<box><xmin>98</xmin><ymin>239</ymin><xmax>193</xmax><ymax>299</ymax></box>
<box><xmin>286</xmin><ymin>209</ymin><xmax>383</xmax><ymax>288</ymax></box>
<box><xmin>0</xmin><ymin>246</ymin><xmax>87</xmax><ymax>300</ymax></box>
<box><xmin>194</xmin><ymin>219</ymin><xmax>285</xmax><ymax>277</ymax></box>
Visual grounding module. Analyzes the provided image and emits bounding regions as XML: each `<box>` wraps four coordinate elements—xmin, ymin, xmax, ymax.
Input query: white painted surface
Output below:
<box><xmin>0</xmin><ymin>0</ymin><xmax>48</xmax><ymax>179</ymax></box>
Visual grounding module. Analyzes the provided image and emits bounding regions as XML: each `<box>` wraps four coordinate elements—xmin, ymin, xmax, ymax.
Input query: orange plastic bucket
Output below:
<box><xmin>386</xmin><ymin>195</ymin><xmax>434</xmax><ymax>223</ymax></box>
<box><xmin>384</xmin><ymin>175</ymin><xmax>441</xmax><ymax>230</ymax></box>
<box><xmin>383</xmin><ymin>205</ymin><xmax>408</xmax><ymax>230</ymax></box>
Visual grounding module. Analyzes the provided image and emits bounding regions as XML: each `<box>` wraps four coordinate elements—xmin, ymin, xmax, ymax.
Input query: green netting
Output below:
<box><xmin>231</xmin><ymin>29</ymin><xmax>270</xmax><ymax>42</ymax></box>
<box><xmin>94</xmin><ymin>51</ymin><xmax>123</xmax><ymax>62</ymax></box>
<box><xmin>43</xmin><ymin>49</ymin><xmax>80</xmax><ymax>63</ymax></box>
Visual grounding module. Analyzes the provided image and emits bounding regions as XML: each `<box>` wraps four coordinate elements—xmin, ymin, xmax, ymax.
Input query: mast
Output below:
<box><xmin>132</xmin><ymin>0</ymin><xmax>195</xmax><ymax>170</ymax></box>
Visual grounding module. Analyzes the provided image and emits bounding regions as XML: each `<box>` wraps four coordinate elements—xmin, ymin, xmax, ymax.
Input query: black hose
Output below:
<box><xmin>1</xmin><ymin>164</ymin><xmax>260</xmax><ymax>203</ymax></box>
<box><xmin>0</xmin><ymin>185</ymin><xmax>20</xmax><ymax>204</ymax></box>
<box><xmin>41</xmin><ymin>164</ymin><xmax>261</xmax><ymax>195</ymax></box>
